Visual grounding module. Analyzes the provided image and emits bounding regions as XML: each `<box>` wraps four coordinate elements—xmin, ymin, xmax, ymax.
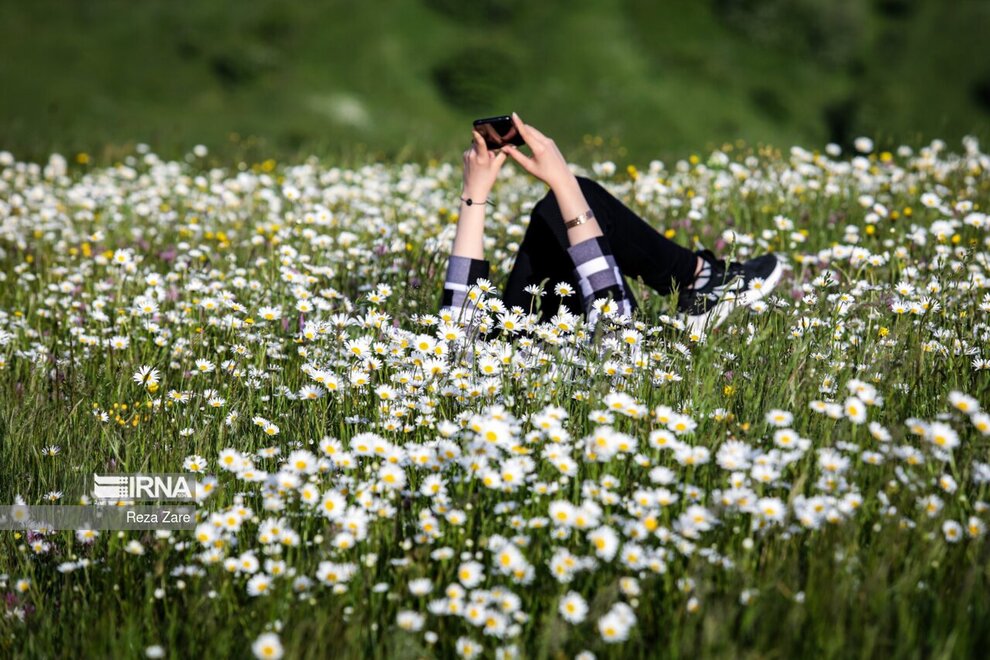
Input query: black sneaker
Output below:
<box><xmin>676</xmin><ymin>249</ymin><xmax>784</xmax><ymax>335</ymax></box>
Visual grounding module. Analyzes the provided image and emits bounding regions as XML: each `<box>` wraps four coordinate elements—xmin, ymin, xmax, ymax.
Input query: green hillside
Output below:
<box><xmin>1</xmin><ymin>0</ymin><xmax>988</xmax><ymax>164</ymax></box>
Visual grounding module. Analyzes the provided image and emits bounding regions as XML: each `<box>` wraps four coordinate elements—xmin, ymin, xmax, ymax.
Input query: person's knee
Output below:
<box><xmin>534</xmin><ymin>177</ymin><xmax>598</xmax><ymax>215</ymax></box>
<box><xmin>575</xmin><ymin>175</ymin><xmax>609</xmax><ymax>202</ymax></box>
<box><xmin>531</xmin><ymin>191</ymin><xmax>559</xmax><ymax>225</ymax></box>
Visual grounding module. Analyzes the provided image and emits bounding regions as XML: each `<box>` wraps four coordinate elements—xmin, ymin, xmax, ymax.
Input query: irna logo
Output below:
<box><xmin>91</xmin><ymin>474</ymin><xmax>196</xmax><ymax>502</ymax></box>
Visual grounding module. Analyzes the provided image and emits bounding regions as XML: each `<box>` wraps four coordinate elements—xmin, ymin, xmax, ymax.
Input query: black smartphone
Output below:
<box><xmin>473</xmin><ymin>115</ymin><xmax>525</xmax><ymax>150</ymax></box>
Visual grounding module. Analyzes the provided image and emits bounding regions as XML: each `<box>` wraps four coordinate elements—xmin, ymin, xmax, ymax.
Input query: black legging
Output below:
<box><xmin>503</xmin><ymin>176</ymin><xmax>698</xmax><ymax>322</ymax></box>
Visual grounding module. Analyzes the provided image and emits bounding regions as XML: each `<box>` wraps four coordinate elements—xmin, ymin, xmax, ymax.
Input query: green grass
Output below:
<box><xmin>0</xmin><ymin>140</ymin><xmax>989</xmax><ymax>657</ymax></box>
<box><xmin>0</xmin><ymin>0</ymin><xmax>988</xmax><ymax>165</ymax></box>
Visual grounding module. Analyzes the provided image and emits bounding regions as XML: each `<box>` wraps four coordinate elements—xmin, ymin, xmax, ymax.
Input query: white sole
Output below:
<box><xmin>684</xmin><ymin>258</ymin><xmax>786</xmax><ymax>336</ymax></box>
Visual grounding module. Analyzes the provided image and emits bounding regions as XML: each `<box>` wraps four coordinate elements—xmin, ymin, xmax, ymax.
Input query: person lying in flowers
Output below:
<box><xmin>439</xmin><ymin>112</ymin><xmax>784</xmax><ymax>336</ymax></box>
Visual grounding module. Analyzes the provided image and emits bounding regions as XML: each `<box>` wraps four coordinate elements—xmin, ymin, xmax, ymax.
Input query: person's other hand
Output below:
<box><xmin>501</xmin><ymin>112</ymin><xmax>574</xmax><ymax>191</ymax></box>
<box><xmin>462</xmin><ymin>130</ymin><xmax>507</xmax><ymax>200</ymax></box>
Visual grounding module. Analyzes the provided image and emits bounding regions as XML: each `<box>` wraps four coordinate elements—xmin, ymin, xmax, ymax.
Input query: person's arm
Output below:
<box><xmin>502</xmin><ymin>113</ymin><xmax>633</xmax><ymax>323</ymax></box>
<box><xmin>565</xmin><ymin>234</ymin><xmax>634</xmax><ymax>323</ymax></box>
<box><xmin>438</xmin><ymin>254</ymin><xmax>490</xmax><ymax>320</ymax></box>
<box><xmin>438</xmin><ymin>130</ymin><xmax>506</xmax><ymax>320</ymax></box>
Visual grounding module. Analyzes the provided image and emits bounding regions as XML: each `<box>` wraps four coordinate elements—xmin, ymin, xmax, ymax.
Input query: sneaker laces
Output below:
<box><xmin>691</xmin><ymin>260</ymin><xmax>712</xmax><ymax>291</ymax></box>
<box><xmin>688</xmin><ymin>250</ymin><xmax>724</xmax><ymax>291</ymax></box>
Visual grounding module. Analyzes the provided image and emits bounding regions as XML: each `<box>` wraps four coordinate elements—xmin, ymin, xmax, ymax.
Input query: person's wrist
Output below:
<box><xmin>547</xmin><ymin>171</ymin><xmax>579</xmax><ymax>196</ymax></box>
<box><xmin>461</xmin><ymin>185</ymin><xmax>492</xmax><ymax>203</ymax></box>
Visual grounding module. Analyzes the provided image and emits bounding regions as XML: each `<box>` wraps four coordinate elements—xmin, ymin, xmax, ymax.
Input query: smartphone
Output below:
<box><xmin>473</xmin><ymin>115</ymin><xmax>525</xmax><ymax>150</ymax></box>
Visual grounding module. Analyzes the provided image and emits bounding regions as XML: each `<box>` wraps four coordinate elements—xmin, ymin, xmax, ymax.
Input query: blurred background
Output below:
<box><xmin>1</xmin><ymin>0</ymin><xmax>988</xmax><ymax>165</ymax></box>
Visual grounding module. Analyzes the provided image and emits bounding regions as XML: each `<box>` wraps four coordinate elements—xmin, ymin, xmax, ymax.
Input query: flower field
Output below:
<box><xmin>1</xmin><ymin>138</ymin><xmax>989</xmax><ymax>658</ymax></box>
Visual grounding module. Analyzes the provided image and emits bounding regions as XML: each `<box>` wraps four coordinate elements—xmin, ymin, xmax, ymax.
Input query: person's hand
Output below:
<box><xmin>462</xmin><ymin>130</ymin><xmax>507</xmax><ymax>201</ymax></box>
<box><xmin>501</xmin><ymin>112</ymin><xmax>575</xmax><ymax>191</ymax></box>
